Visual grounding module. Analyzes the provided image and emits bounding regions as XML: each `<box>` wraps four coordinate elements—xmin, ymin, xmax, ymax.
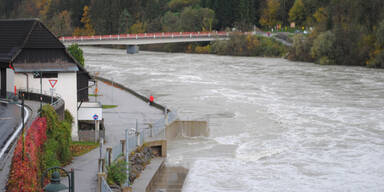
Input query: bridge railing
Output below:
<box><xmin>60</xmin><ymin>31</ymin><xmax>230</xmax><ymax>42</ymax></box>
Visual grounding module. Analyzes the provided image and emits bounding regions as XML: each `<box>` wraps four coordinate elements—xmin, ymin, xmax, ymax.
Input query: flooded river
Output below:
<box><xmin>84</xmin><ymin>46</ymin><xmax>384</xmax><ymax>191</ymax></box>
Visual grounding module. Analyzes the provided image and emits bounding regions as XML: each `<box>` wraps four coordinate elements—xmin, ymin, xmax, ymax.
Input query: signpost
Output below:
<box><xmin>94</xmin><ymin>114</ymin><xmax>100</xmax><ymax>142</ymax></box>
<box><xmin>48</xmin><ymin>80</ymin><xmax>57</xmax><ymax>104</ymax></box>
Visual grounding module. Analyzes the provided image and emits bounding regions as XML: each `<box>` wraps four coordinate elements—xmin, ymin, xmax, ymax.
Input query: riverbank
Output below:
<box><xmin>140</xmin><ymin>33</ymin><xmax>288</xmax><ymax>57</ymax></box>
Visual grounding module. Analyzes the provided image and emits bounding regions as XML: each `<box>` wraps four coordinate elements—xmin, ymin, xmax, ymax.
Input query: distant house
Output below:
<box><xmin>0</xmin><ymin>18</ymin><xmax>91</xmax><ymax>140</ymax></box>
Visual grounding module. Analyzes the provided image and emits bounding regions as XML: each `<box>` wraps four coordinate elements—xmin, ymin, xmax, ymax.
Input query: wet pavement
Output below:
<box><xmin>0</xmin><ymin>101</ymin><xmax>21</xmax><ymax>153</ymax></box>
<box><xmin>64</xmin><ymin>80</ymin><xmax>164</xmax><ymax>192</ymax></box>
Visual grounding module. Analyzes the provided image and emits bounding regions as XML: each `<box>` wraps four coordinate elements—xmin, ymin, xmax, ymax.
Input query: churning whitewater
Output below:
<box><xmin>84</xmin><ymin>46</ymin><xmax>384</xmax><ymax>192</ymax></box>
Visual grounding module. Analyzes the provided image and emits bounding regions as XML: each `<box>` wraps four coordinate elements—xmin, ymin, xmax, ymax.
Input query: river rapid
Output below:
<box><xmin>84</xmin><ymin>46</ymin><xmax>384</xmax><ymax>192</ymax></box>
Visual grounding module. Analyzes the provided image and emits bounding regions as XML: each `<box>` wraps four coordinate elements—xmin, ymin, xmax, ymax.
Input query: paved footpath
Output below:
<box><xmin>65</xmin><ymin>80</ymin><xmax>164</xmax><ymax>192</ymax></box>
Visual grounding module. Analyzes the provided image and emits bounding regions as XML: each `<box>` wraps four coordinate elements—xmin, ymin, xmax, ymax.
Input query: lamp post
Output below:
<box><xmin>42</xmin><ymin>167</ymin><xmax>74</xmax><ymax>192</ymax></box>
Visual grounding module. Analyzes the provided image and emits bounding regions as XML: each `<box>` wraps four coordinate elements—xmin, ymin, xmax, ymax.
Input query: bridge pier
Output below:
<box><xmin>126</xmin><ymin>45</ymin><xmax>139</xmax><ymax>54</ymax></box>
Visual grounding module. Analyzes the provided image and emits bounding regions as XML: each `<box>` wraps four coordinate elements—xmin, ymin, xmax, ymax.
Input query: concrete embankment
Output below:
<box><xmin>95</xmin><ymin>77</ymin><xmax>209</xmax><ymax>192</ymax></box>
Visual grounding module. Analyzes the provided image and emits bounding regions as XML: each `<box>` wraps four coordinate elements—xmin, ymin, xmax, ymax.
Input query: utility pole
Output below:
<box><xmin>21</xmin><ymin>93</ymin><xmax>25</xmax><ymax>160</ymax></box>
<box><xmin>40</xmin><ymin>71</ymin><xmax>42</xmax><ymax>117</ymax></box>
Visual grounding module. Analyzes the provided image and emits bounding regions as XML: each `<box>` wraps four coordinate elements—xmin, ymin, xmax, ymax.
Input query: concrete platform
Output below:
<box><xmin>132</xmin><ymin>157</ymin><xmax>165</xmax><ymax>192</ymax></box>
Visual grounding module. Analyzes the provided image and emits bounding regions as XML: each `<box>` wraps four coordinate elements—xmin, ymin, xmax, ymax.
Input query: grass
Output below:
<box><xmin>70</xmin><ymin>141</ymin><xmax>99</xmax><ymax>157</ymax></box>
<box><xmin>89</xmin><ymin>94</ymin><xmax>103</xmax><ymax>97</ymax></box>
<box><xmin>102</xmin><ymin>105</ymin><xmax>118</xmax><ymax>109</ymax></box>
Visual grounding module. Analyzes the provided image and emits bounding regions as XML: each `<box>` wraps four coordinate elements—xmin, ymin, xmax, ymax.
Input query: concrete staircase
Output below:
<box><xmin>151</xmin><ymin>166</ymin><xmax>188</xmax><ymax>192</ymax></box>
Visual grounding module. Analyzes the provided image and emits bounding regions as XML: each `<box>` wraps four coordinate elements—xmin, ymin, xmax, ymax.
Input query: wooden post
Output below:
<box><xmin>97</xmin><ymin>172</ymin><xmax>106</xmax><ymax>192</ymax></box>
<box><xmin>121</xmin><ymin>140</ymin><xmax>126</xmax><ymax>156</ymax></box>
<box><xmin>106</xmin><ymin>147</ymin><xmax>112</xmax><ymax>167</ymax></box>
<box><xmin>98</xmin><ymin>158</ymin><xmax>105</xmax><ymax>173</ymax></box>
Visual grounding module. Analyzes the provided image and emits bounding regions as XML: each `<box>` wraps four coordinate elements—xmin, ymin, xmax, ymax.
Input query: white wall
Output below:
<box><xmin>0</xmin><ymin>69</ymin><xmax>15</xmax><ymax>93</ymax></box>
<box><xmin>14</xmin><ymin>72</ymin><xmax>79</xmax><ymax>140</ymax></box>
<box><xmin>6</xmin><ymin>69</ymin><xmax>14</xmax><ymax>93</ymax></box>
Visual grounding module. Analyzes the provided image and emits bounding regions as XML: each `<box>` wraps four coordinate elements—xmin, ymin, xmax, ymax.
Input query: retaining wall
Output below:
<box><xmin>166</xmin><ymin>120</ymin><xmax>209</xmax><ymax>138</ymax></box>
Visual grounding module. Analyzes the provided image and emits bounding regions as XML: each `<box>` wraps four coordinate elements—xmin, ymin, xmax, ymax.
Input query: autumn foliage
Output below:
<box><xmin>6</xmin><ymin>118</ymin><xmax>47</xmax><ymax>192</ymax></box>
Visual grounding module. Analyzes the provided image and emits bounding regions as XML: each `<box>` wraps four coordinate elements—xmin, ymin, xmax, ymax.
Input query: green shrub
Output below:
<box><xmin>41</xmin><ymin>105</ymin><xmax>73</xmax><ymax>166</ymax></box>
<box><xmin>311</xmin><ymin>31</ymin><xmax>336</xmax><ymax>65</ymax></box>
<box><xmin>64</xmin><ymin>109</ymin><xmax>73</xmax><ymax>124</ymax></box>
<box><xmin>211</xmin><ymin>33</ymin><xmax>287</xmax><ymax>57</ymax></box>
<box><xmin>287</xmin><ymin>34</ymin><xmax>313</xmax><ymax>61</ymax></box>
<box><xmin>67</xmin><ymin>44</ymin><xmax>85</xmax><ymax>67</ymax></box>
<box><xmin>107</xmin><ymin>160</ymin><xmax>128</xmax><ymax>186</ymax></box>
<box><xmin>43</xmin><ymin>139</ymin><xmax>61</xmax><ymax>169</ymax></box>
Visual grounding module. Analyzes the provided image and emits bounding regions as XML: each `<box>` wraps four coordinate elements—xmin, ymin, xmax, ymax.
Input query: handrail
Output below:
<box><xmin>60</xmin><ymin>31</ymin><xmax>230</xmax><ymax>42</ymax></box>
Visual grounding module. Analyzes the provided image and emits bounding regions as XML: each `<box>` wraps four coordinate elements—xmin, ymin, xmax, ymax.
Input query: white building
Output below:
<box><xmin>0</xmin><ymin>19</ymin><xmax>92</xmax><ymax>141</ymax></box>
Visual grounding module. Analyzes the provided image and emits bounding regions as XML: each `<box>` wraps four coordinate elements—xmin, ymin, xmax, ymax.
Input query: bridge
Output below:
<box><xmin>60</xmin><ymin>31</ymin><xmax>292</xmax><ymax>53</ymax></box>
<box><xmin>60</xmin><ymin>31</ymin><xmax>229</xmax><ymax>53</ymax></box>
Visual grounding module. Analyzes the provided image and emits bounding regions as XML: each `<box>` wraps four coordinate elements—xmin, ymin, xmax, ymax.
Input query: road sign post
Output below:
<box><xmin>93</xmin><ymin>114</ymin><xmax>100</xmax><ymax>142</ymax></box>
<box><xmin>48</xmin><ymin>80</ymin><xmax>58</xmax><ymax>104</ymax></box>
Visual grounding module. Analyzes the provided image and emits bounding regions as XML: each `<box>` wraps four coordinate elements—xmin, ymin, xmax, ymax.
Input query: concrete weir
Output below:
<box><xmin>127</xmin><ymin>45</ymin><xmax>139</xmax><ymax>54</ymax></box>
<box><xmin>166</xmin><ymin>120</ymin><xmax>209</xmax><ymax>139</ymax></box>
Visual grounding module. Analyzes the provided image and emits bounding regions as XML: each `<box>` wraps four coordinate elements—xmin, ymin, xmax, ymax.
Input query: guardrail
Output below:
<box><xmin>0</xmin><ymin>89</ymin><xmax>64</xmax><ymax>163</ymax></box>
<box><xmin>60</xmin><ymin>31</ymin><xmax>230</xmax><ymax>43</ymax></box>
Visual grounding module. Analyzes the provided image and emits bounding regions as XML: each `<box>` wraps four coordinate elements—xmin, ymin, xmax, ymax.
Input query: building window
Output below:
<box><xmin>33</xmin><ymin>72</ymin><xmax>58</xmax><ymax>78</ymax></box>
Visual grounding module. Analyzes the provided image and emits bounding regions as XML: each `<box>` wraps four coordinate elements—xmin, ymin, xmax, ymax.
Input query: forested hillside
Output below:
<box><xmin>1</xmin><ymin>0</ymin><xmax>384</xmax><ymax>67</ymax></box>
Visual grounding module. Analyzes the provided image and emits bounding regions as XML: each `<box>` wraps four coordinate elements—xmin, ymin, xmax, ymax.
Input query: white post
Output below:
<box><xmin>125</xmin><ymin>129</ymin><xmax>130</xmax><ymax>187</ymax></box>
<box><xmin>95</xmin><ymin>120</ymin><xmax>100</xmax><ymax>142</ymax></box>
<box><xmin>50</xmin><ymin>88</ymin><xmax>54</xmax><ymax>104</ymax></box>
<box><xmin>99</xmin><ymin>138</ymin><xmax>103</xmax><ymax>160</ymax></box>
<box><xmin>165</xmin><ymin>106</ymin><xmax>168</xmax><ymax>126</ymax></box>
<box><xmin>111</xmin><ymin>78</ymin><xmax>114</xmax><ymax>104</ymax></box>
<box><xmin>136</xmin><ymin>119</ymin><xmax>140</xmax><ymax>146</ymax></box>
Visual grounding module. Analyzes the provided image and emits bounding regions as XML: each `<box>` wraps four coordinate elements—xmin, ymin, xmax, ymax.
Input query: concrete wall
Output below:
<box><xmin>166</xmin><ymin>121</ymin><xmax>209</xmax><ymax>139</ymax></box>
<box><xmin>78</xmin><ymin>129</ymin><xmax>105</xmax><ymax>142</ymax></box>
<box><xmin>14</xmin><ymin>72</ymin><xmax>79</xmax><ymax>140</ymax></box>
<box><xmin>0</xmin><ymin>69</ymin><xmax>15</xmax><ymax>93</ymax></box>
<box><xmin>6</xmin><ymin>69</ymin><xmax>14</xmax><ymax>93</ymax></box>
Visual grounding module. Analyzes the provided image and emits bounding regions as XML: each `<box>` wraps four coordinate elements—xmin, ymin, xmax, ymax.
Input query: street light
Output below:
<box><xmin>42</xmin><ymin>167</ymin><xmax>74</xmax><ymax>192</ymax></box>
<box><xmin>43</xmin><ymin>171</ymin><xmax>68</xmax><ymax>192</ymax></box>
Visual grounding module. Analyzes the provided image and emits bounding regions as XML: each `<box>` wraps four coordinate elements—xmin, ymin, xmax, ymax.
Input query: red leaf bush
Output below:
<box><xmin>6</xmin><ymin>118</ymin><xmax>47</xmax><ymax>192</ymax></box>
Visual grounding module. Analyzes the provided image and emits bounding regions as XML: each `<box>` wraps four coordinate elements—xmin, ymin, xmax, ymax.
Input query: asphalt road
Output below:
<box><xmin>0</xmin><ymin>102</ymin><xmax>21</xmax><ymax>150</ymax></box>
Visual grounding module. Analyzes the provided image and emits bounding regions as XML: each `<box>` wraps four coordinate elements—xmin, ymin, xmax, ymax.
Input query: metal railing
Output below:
<box><xmin>18</xmin><ymin>88</ymin><xmax>63</xmax><ymax>106</ymax></box>
<box><xmin>98</xmin><ymin>109</ymin><xmax>178</xmax><ymax>190</ymax></box>
<box><xmin>0</xmin><ymin>88</ymin><xmax>64</xmax><ymax>162</ymax></box>
<box><xmin>60</xmin><ymin>31</ymin><xmax>230</xmax><ymax>43</ymax></box>
<box><xmin>101</xmin><ymin>177</ymin><xmax>112</xmax><ymax>192</ymax></box>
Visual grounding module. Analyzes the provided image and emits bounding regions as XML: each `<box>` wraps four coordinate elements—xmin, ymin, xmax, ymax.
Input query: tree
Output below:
<box><xmin>162</xmin><ymin>11</ymin><xmax>180</xmax><ymax>32</ymax></box>
<box><xmin>119</xmin><ymin>9</ymin><xmax>133</xmax><ymax>34</ymax></box>
<box><xmin>259</xmin><ymin>0</ymin><xmax>281</xmax><ymax>28</ymax></box>
<box><xmin>47</xmin><ymin>10</ymin><xmax>73</xmax><ymax>36</ymax></box>
<box><xmin>73</xmin><ymin>6</ymin><xmax>95</xmax><ymax>36</ymax></box>
<box><xmin>168</xmin><ymin>0</ymin><xmax>200</xmax><ymax>11</ymax></box>
<box><xmin>289</xmin><ymin>0</ymin><xmax>306</xmax><ymax>26</ymax></box>
<box><xmin>311</xmin><ymin>31</ymin><xmax>336</xmax><ymax>64</ymax></box>
<box><xmin>179</xmin><ymin>7</ymin><xmax>215</xmax><ymax>32</ymax></box>
<box><xmin>67</xmin><ymin>44</ymin><xmax>85</xmax><ymax>67</ymax></box>
<box><xmin>129</xmin><ymin>22</ymin><xmax>147</xmax><ymax>34</ymax></box>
